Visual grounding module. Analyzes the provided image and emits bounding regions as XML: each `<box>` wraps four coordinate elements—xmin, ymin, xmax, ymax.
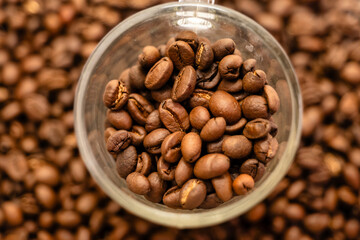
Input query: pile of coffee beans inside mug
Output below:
<box><xmin>103</xmin><ymin>31</ymin><xmax>280</xmax><ymax>209</ymax></box>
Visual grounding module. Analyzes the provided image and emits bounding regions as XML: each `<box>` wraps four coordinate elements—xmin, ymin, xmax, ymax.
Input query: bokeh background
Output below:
<box><xmin>0</xmin><ymin>0</ymin><xmax>360</xmax><ymax>239</ymax></box>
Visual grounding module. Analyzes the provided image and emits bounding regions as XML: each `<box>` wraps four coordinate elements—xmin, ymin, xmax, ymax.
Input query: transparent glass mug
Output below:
<box><xmin>74</xmin><ymin>0</ymin><xmax>302</xmax><ymax>229</ymax></box>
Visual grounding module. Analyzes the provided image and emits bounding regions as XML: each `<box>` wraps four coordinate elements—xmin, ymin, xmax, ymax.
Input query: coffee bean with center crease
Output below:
<box><xmin>167</xmin><ymin>41</ymin><xmax>195</xmax><ymax>70</ymax></box>
<box><xmin>217</xmin><ymin>78</ymin><xmax>243</xmax><ymax>92</ymax></box>
<box><xmin>151</xmin><ymin>84</ymin><xmax>172</xmax><ymax>103</ymax></box>
<box><xmin>161</xmin><ymin>131</ymin><xmax>186</xmax><ymax>163</ymax></box>
<box><xmin>106</xmin><ymin>130</ymin><xmax>131</xmax><ymax>153</ymax></box>
<box><xmin>106</xmin><ymin>109</ymin><xmax>132</xmax><ymax>130</ymax></box>
<box><xmin>135</xmin><ymin>152</ymin><xmax>152</xmax><ymax>176</ymax></box>
<box><xmin>163</xmin><ymin>186</ymin><xmax>181</xmax><ymax>208</ymax></box>
<box><xmin>181</xmin><ymin>132</ymin><xmax>202</xmax><ymax>163</ymax></box>
<box><xmin>189</xmin><ymin>106</ymin><xmax>210</xmax><ymax>130</ymax></box>
<box><xmin>145</xmin><ymin>57</ymin><xmax>173</xmax><ymax>90</ymax></box>
<box><xmin>243</xmin><ymin>70</ymin><xmax>266</xmax><ymax>93</ymax></box>
<box><xmin>127</xmin><ymin>93</ymin><xmax>154</xmax><ymax>125</ymax></box>
<box><xmin>200</xmin><ymin>117</ymin><xmax>226</xmax><ymax>142</ymax></box>
<box><xmin>219</xmin><ymin>55</ymin><xmax>243</xmax><ymax>80</ymax></box>
<box><xmin>175</xmin><ymin>31</ymin><xmax>199</xmax><ymax>50</ymax></box>
<box><xmin>129</xmin><ymin>125</ymin><xmax>146</xmax><ymax>147</ymax></box>
<box><xmin>225</xmin><ymin>118</ymin><xmax>247</xmax><ymax>134</ymax></box>
<box><xmin>157</xmin><ymin>156</ymin><xmax>175</xmax><ymax>181</ymax></box>
<box><xmin>194</xmin><ymin>153</ymin><xmax>230</xmax><ymax>179</ymax></box>
<box><xmin>241</xmin><ymin>58</ymin><xmax>256</xmax><ymax>76</ymax></box>
<box><xmin>196</xmin><ymin>63</ymin><xmax>221</xmax><ymax>90</ymax></box>
<box><xmin>243</xmin><ymin>118</ymin><xmax>271</xmax><ymax>139</ymax></box>
<box><xmin>172</xmin><ymin>65</ymin><xmax>196</xmax><ymax>102</ymax></box>
<box><xmin>104</xmin><ymin>127</ymin><xmax>116</xmax><ymax>142</ymax></box>
<box><xmin>212</xmin><ymin>38</ymin><xmax>235</xmax><ymax>60</ymax></box>
<box><xmin>209</xmin><ymin>90</ymin><xmax>241</xmax><ymax>124</ymax></box>
<box><xmin>129</xmin><ymin>65</ymin><xmax>146</xmax><ymax>90</ymax></box>
<box><xmin>180</xmin><ymin>179</ymin><xmax>207</xmax><ymax>209</ymax></box>
<box><xmin>159</xmin><ymin>99</ymin><xmax>190</xmax><ymax>132</ymax></box>
<box><xmin>254</xmin><ymin>134</ymin><xmax>279</xmax><ymax>163</ymax></box>
<box><xmin>233</xmin><ymin>174</ymin><xmax>254</xmax><ymax>195</ymax></box>
<box><xmin>188</xmin><ymin>89</ymin><xmax>213</xmax><ymax>109</ymax></box>
<box><xmin>145</xmin><ymin>110</ymin><xmax>162</xmax><ymax>132</ymax></box>
<box><xmin>175</xmin><ymin>158</ymin><xmax>194</xmax><ymax>186</ymax></box>
<box><xmin>143</xmin><ymin>128</ymin><xmax>170</xmax><ymax>154</ymax></box>
<box><xmin>206</xmin><ymin>135</ymin><xmax>229</xmax><ymax>153</ymax></box>
<box><xmin>242</xmin><ymin>95</ymin><xmax>269</xmax><ymax>120</ymax></box>
<box><xmin>264</xmin><ymin>85</ymin><xmax>280</xmax><ymax>114</ymax></box>
<box><xmin>138</xmin><ymin>45</ymin><xmax>161</xmax><ymax>69</ymax></box>
<box><xmin>145</xmin><ymin>172</ymin><xmax>167</xmax><ymax>203</ymax></box>
<box><xmin>199</xmin><ymin>193</ymin><xmax>223</xmax><ymax>209</ymax></box>
<box><xmin>195</xmin><ymin>39</ymin><xmax>214</xmax><ymax>70</ymax></box>
<box><xmin>211</xmin><ymin>172</ymin><xmax>233</xmax><ymax>202</ymax></box>
<box><xmin>240</xmin><ymin>159</ymin><xmax>265</xmax><ymax>182</ymax></box>
<box><xmin>119</xmin><ymin>68</ymin><xmax>132</xmax><ymax>93</ymax></box>
<box><xmin>126</xmin><ymin>172</ymin><xmax>151</xmax><ymax>195</ymax></box>
<box><xmin>103</xmin><ymin>80</ymin><xmax>129</xmax><ymax>110</ymax></box>
<box><xmin>222</xmin><ymin>135</ymin><xmax>252</xmax><ymax>160</ymax></box>
<box><xmin>116</xmin><ymin>145</ymin><xmax>137</xmax><ymax>178</ymax></box>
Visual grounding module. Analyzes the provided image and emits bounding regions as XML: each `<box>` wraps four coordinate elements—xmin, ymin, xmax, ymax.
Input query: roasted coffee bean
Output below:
<box><xmin>157</xmin><ymin>156</ymin><xmax>175</xmax><ymax>181</ymax></box>
<box><xmin>2</xmin><ymin>201</ymin><xmax>23</xmax><ymax>226</ymax></box>
<box><xmin>35</xmin><ymin>184</ymin><xmax>57</xmax><ymax>209</ymax></box>
<box><xmin>218</xmin><ymin>55</ymin><xmax>243</xmax><ymax>80</ymax></box>
<box><xmin>107</xmin><ymin>109</ymin><xmax>132</xmax><ymax>130</ymax></box>
<box><xmin>189</xmin><ymin>106</ymin><xmax>210</xmax><ymax>130</ymax></box>
<box><xmin>225</xmin><ymin>118</ymin><xmax>247</xmax><ymax>134</ymax></box>
<box><xmin>143</xmin><ymin>128</ymin><xmax>170</xmax><ymax>154</ymax></box>
<box><xmin>242</xmin><ymin>70</ymin><xmax>266</xmax><ymax>93</ymax></box>
<box><xmin>243</xmin><ymin>118</ymin><xmax>271</xmax><ymax>139</ymax></box>
<box><xmin>106</xmin><ymin>130</ymin><xmax>131</xmax><ymax>153</ymax></box>
<box><xmin>209</xmin><ymin>90</ymin><xmax>241</xmax><ymax>124</ymax></box>
<box><xmin>175</xmin><ymin>31</ymin><xmax>199</xmax><ymax>50</ymax></box>
<box><xmin>181</xmin><ymin>132</ymin><xmax>202</xmax><ymax>163</ymax></box>
<box><xmin>194</xmin><ymin>154</ymin><xmax>230</xmax><ymax>179</ymax></box>
<box><xmin>254</xmin><ymin>134</ymin><xmax>279</xmax><ymax>163</ymax></box>
<box><xmin>175</xmin><ymin>158</ymin><xmax>194</xmax><ymax>186</ymax></box>
<box><xmin>119</xmin><ymin>68</ymin><xmax>132</xmax><ymax>93</ymax></box>
<box><xmin>145</xmin><ymin>172</ymin><xmax>167</xmax><ymax>203</ymax></box>
<box><xmin>206</xmin><ymin>136</ymin><xmax>229</xmax><ymax>153</ymax></box>
<box><xmin>264</xmin><ymin>85</ymin><xmax>280</xmax><ymax>114</ymax></box>
<box><xmin>162</xmin><ymin>186</ymin><xmax>181</xmax><ymax>208</ymax></box>
<box><xmin>161</xmin><ymin>131</ymin><xmax>186</xmax><ymax>163</ymax></box>
<box><xmin>135</xmin><ymin>152</ymin><xmax>152</xmax><ymax>176</ymax></box>
<box><xmin>222</xmin><ymin>135</ymin><xmax>252</xmax><ymax>160</ymax></box>
<box><xmin>195</xmin><ymin>39</ymin><xmax>214</xmax><ymax>70</ymax></box>
<box><xmin>75</xmin><ymin>193</ymin><xmax>98</xmax><ymax>215</ymax></box>
<box><xmin>200</xmin><ymin>117</ymin><xmax>226</xmax><ymax>142</ymax></box>
<box><xmin>159</xmin><ymin>99</ymin><xmax>190</xmax><ymax>132</ymax></box>
<box><xmin>138</xmin><ymin>45</ymin><xmax>161</xmax><ymax>69</ymax></box>
<box><xmin>129</xmin><ymin>125</ymin><xmax>146</xmax><ymax>147</ymax></box>
<box><xmin>22</xmin><ymin>94</ymin><xmax>50</xmax><ymax>121</ymax></box>
<box><xmin>179</xmin><ymin>179</ymin><xmax>207</xmax><ymax>209</ymax></box>
<box><xmin>242</xmin><ymin>95</ymin><xmax>269</xmax><ymax>120</ymax></box>
<box><xmin>145</xmin><ymin>57</ymin><xmax>173</xmax><ymax>90</ymax></box>
<box><xmin>211</xmin><ymin>172</ymin><xmax>233</xmax><ymax>202</ymax></box>
<box><xmin>198</xmin><ymin>193</ymin><xmax>223</xmax><ymax>209</ymax></box>
<box><xmin>172</xmin><ymin>65</ymin><xmax>196</xmax><ymax>102</ymax></box>
<box><xmin>233</xmin><ymin>174</ymin><xmax>255</xmax><ymax>195</ymax></box>
<box><xmin>217</xmin><ymin>78</ymin><xmax>243</xmax><ymax>92</ymax></box>
<box><xmin>116</xmin><ymin>145</ymin><xmax>137</xmax><ymax>178</ymax></box>
<box><xmin>240</xmin><ymin>159</ymin><xmax>265</xmax><ymax>182</ymax></box>
<box><xmin>126</xmin><ymin>172</ymin><xmax>151</xmax><ymax>195</ymax></box>
<box><xmin>129</xmin><ymin>65</ymin><xmax>146</xmax><ymax>90</ymax></box>
<box><xmin>104</xmin><ymin>127</ymin><xmax>116</xmax><ymax>142</ymax></box>
<box><xmin>103</xmin><ymin>80</ymin><xmax>129</xmax><ymax>110</ymax></box>
<box><xmin>188</xmin><ymin>89</ymin><xmax>213</xmax><ymax>109</ymax></box>
<box><xmin>151</xmin><ymin>84</ymin><xmax>172</xmax><ymax>103</ymax></box>
<box><xmin>212</xmin><ymin>38</ymin><xmax>235</xmax><ymax>60</ymax></box>
<box><xmin>127</xmin><ymin>93</ymin><xmax>154</xmax><ymax>125</ymax></box>
<box><xmin>167</xmin><ymin>41</ymin><xmax>195</xmax><ymax>70</ymax></box>
<box><xmin>196</xmin><ymin>63</ymin><xmax>221</xmax><ymax>90</ymax></box>
<box><xmin>145</xmin><ymin>110</ymin><xmax>162</xmax><ymax>132</ymax></box>
<box><xmin>242</xmin><ymin>58</ymin><xmax>257</xmax><ymax>76</ymax></box>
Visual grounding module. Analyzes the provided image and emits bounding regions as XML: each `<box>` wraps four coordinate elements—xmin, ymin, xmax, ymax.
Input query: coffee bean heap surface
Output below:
<box><xmin>103</xmin><ymin>31</ymin><xmax>280</xmax><ymax>209</ymax></box>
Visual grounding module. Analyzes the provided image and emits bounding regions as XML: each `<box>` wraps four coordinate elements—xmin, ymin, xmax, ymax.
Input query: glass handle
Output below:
<box><xmin>178</xmin><ymin>0</ymin><xmax>215</xmax><ymax>4</ymax></box>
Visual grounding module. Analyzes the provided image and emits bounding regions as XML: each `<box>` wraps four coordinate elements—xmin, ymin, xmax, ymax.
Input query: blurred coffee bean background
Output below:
<box><xmin>0</xmin><ymin>0</ymin><xmax>359</xmax><ymax>239</ymax></box>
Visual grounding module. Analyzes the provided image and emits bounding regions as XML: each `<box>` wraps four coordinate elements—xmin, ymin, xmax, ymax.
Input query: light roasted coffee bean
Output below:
<box><xmin>107</xmin><ymin>109</ymin><xmax>132</xmax><ymax>130</ymax></box>
<box><xmin>126</xmin><ymin>172</ymin><xmax>151</xmax><ymax>195</ymax></box>
<box><xmin>243</xmin><ymin>118</ymin><xmax>271</xmax><ymax>139</ymax></box>
<box><xmin>167</xmin><ymin>41</ymin><xmax>194</xmax><ymax>70</ymax></box>
<box><xmin>175</xmin><ymin>31</ymin><xmax>199</xmax><ymax>50</ymax></box>
<box><xmin>212</xmin><ymin>38</ymin><xmax>235</xmax><ymax>60</ymax></box>
<box><xmin>162</xmin><ymin>186</ymin><xmax>181</xmax><ymax>208</ymax></box>
<box><xmin>264</xmin><ymin>85</ymin><xmax>280</xmax><ymax>114</ymax></box>
<box><xmin>129</xmin><ymin>65</ymin><xmax>146</xmax><ymax>90</ymax></box>
<box><xmin>145</xmin><ymin>172</ymin><xmax>167</xmax><ymax>203</ymax></box>
<box><xmin>180</xmin><ymin>179</ymin><xmax>206</xmax><ymax>209</ymax></box>
<box><xmin>200</xmin><ymin>117</ymin><xmax>226</xmax><ymax>142</ymax></box>
<box><xmin>242</xmin><ymin>95</ymin><xmax>269</xmax><ymax>120</ymax></box>
<box><xmin>188</xmin><ymin>89</ymin><xmax>213</xmax><ymax>109</ymax></box>
<box><xmin>127</xmin><ymin>93</ymin><xmax>154</xmax><ymax>125</ymax></box>
<box><xmin>129</xmin><ymin>125</ymin><xmax>147</xmax><ymax>147</ymax></box>
<box><xmin>138</xmin><ymin>45</ymin><xmax>161</xmax><ymax>69</ymax></box>
<box><xmin>233</xmin><ymin>174</ymin><xmax>255</xmax><ymax>195</ymax></box>
<box><xmin>157</xmin><ymin>156</ymin><xmax>175</xmax><ymax>181</ymax></box>
<box><xmin>143</xmin><ymin>128</ymin><xmax>170</xmax><ymax>154</ymax></box>
<box><xmin>106</xmin><ymin>130</ymin><xmax>131</xmax><ymax>153</ymax></box>
<box><xmin>209</xmin><ymin>90</ymin><xmax>241</xmax><ymax>124</ymax></box>
<box><xmin>135</xmin><ymin>152</ymin><xmax>152</xmax><ymax>176</ymax></box>
<box><xmin>211</xmin><ymin>172</ymin><xmax>233</xmax><ymax>202</ymax></box>
<box><xmin>254</xmin><ymin>134</ymin><xmax>279</xmax><ymax>163</ymax></box>
<box><xmin>241</xmin><ymin>58</ymin><xmax>256</xmax><ymax>76</ymax></box>
<box><xmin>218</xmin><ymin>55</ymin><xmax>243</xmax><ymax>80</ymax></box>
<box><xmin>181</xmin><ymin>132</ymin><xmax>202</xmax><ymax>163</ymax></box>
<box><xmin>161</xmin><ymin>131</ymin><xmax>186</xmax><ymax>163</ymax></box>
<box><xmin>242</xmin><ymin>70</ymin><xmax>266</xmax><ymax>93</ymax></box>
<box><xmin>145</xmin><ymin>57</ymin><xmax>173</xmax><ymax>90</ymax></box>
<box><xmin>194</xmin><ymin>153</ymin><xmax>230</xmax><ymax>179</ymax></box>
<box><xmin>145</xmin><ymin>110</ymin><xmax>162</xmax><ymax>132</ymax></box>
<box><xmin>116</xmin><ymin>145</ymin><xmax>137</xmax><ymax>178</ymax></box>
<box><xmin>189</xmin><ymin>106</ymin><xmax>210</xmax><ymax>130</ymax></box>
<box><xmin>195</xmin><ymin>39</ymin><xmax>214</xmax><ymax>70</ymax></box>
<box><xmin>175</xmin><ymin>158</ymin><xmax>194</xmax><ymax>186</ymax></box>
<box><xmin>103</xmin><ymin>80</ymin><xmax>129</xmax><ymax>110</ymax></box>
<box><xmin>159</xmin><ymin>99</ymin><xmax>190</xmax><ymax>132</ymax></box>
<box><xmin>172</xmin><ymin>65</ymin><xmax>196</xmax><ymax>102</ymax></box>
<box><xmin>222</xmin><ymin>135</ymin><xmax>252</xmax><ymax>160</ymax></box>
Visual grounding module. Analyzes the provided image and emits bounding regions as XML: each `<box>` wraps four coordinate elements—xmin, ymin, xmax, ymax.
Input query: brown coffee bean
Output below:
<box><xmin>196</xmin><ymin>63</ymin><xmax>221</xmax><ymax>90</ymax></box>
<box><xmin>159</xmin><ymin>99</ymin><xmax>190</xmax><ymax>132</ymax></box>
<box><xmin>2</xmin><ymin>201</ymin><xmax>23</xmax><ymax>226</ymax></box>
<box><xmin>103</xmin><ymin>80</ymin><xmax>129</xmax><ymax>110</ymax></box>
<box><xmin>175</xmin><ymin>158</ymin><xmax>194</xmax><ymax>186</ymax></box>
<box><xmin>56</xmin><ymin>210</ymin><xmax>81</xmax><ymax>228</ymax></box>
<box><xmin>151</xmin><ymin>84</ymin><xmax>172</xmax><ymax>102</ymax></box>
<box><xmin>242</xmin><ymin>95</ymin><xmax>269</xmax><ymax>120</ymax></box>
<box><xmin>104</xmin><ymin>127</ymin><xmax>116</xmax><ymax>142</ymax></box>
<box><xmin>143</xmin><ymin>128</ymin><xmax>170</xmax><ymax>154</ymax></box>
<box><xmin>189</xmin><ymin>106</ymin><xmax>210</xmax><ymax>130</ymax></box>
<box><xmin>206</xmin><ymin>136</ymin><xmax>229</xmax><ymax>153</ymax></box>
<box><xmin>116</xmin><ymin>145</ymin><xmax>137</xmax><ymax>178</ymax></box>
<box><xmin>188</xmin><ymin>89</ymin><xmax>213</xmax><ymax>109</ymax></box>
<box><xmin>180</xmin><ymin>179</ymin><xmax>207</xmax><ymax>209</ymax></box>
<box><xmin>127</xmin><ymin>93</ymin><xmax>154</xmax><ymax>125</ymax></box>
<box><xmin>167</xmin><ymin>41</ymin><xmax>195</xmax><ymax>70</ymax></box>
<box><xmin>254</xmin><ymin>134</ymin><xmax>279</xmax><ymax>163</ymax></box>
<box><xmin>304</xmin><ymin>213</ymin><xmax>330</xmax><ymax>234</ymax></box>
<box><xmin>162</xmin><ymin>186</ymin><xmax>181</xmax><ymax>208</ymax></box>
<box><xmin>263</xmin><ymin>85</ymin><xmax>280</xmax><ymax>114</ymax></box>
<box><xmin>75</xmin><ymin>193</ymin><xmax>98</xmax><ymax>215</ymax></box>
<box><xmin>34</xmin><ymin>164</ymin><xmax>60</xmax><ymax>186</ymax></box>
<box><xmin>343</xmin><ymin>163</ymin><xmax>360</xmax><ymax>190</ymax></box>
<box><xmin>198</xmin><ymin>193</ymin><xmax>223</xmax><ymax>209</ymax></box>
<box><xmin>181</xmin><ymin>132</ymin><xmax>202</xmax><ymax>163</ymax></box>
<box><xmin>107</xmin><ymin>109</ymin><xmax>132</xmax><ymax>130</ymax></box>
<box><xmin>106</xmin><ymin>130</ymin><xmax>131</xmax><ymax>153</ymax></box>
<box><xmin>126</xmin><ymin>172</ymin><xmax>151</xmax><ymax>195</ymax></box>
<box><xmin>119</xmin><ymin>68</ymin><xmax>132</xmax><ymax>93</ymax></box>
<box><xmin>222</xmin><ymin>135</ymin><xmax>252</xmax><ymax>160</ymax></box>
<box><xmin>145</xmin><ymin>172</ymin><xmax>167</xmax><ymax>203</ymax></box>
<box><xmin>145</xmin><ymin>57</ymin><xmax>173</xmax><ymax>90</ymax></box>
<box><xmin>145</xmin><ymin>110</ymin><xmax>162</xmax><ymax>132</ymax></box>
<box><xmin>243</xmin><ymin>70</ymin><xmax>266</xmax><ymax>93</ymax></box>
<box><xmin>172</xmin><ymin>65</ymin><xmax>196</xmax><ymax>102</ymax></box>
<box><xmin>161</xmin><ymin>131</ymin><xmax>186</xmax><ymax>163</ymax></box>
<box><xmin>240</xmin><ymin>159</ymin><xmax>265</xmax><ymax>182</ymax></box>
<box><xmin>211</xmin><ymin>172</ymin><xmax>233</xmax><ymax>202</ymax></box>
<box><xmin>232</xmin><ymin>174</ymin><xmax>255</xmax><ymax>195</ymax></box>
<box><xmin>157</xmin><ymin>156</ymin><xmax>175</xmax><ymax>181</ymax></box>
<box><xmin>138</xmin><ymin>45</ymin><xmax>161</xmax><ymax>69</ymax></box>
<box><xmin>218</xmin><ymin>55</ymin><xmax>243</xmax><ymax>80</ymax></box>
<box><xmin>194</xmin><ymin>153</ymin><xmax>230</xmax><ymax>179</ymax></box>
<box><xmin>200</xmin><ymin>117</ymin><xmax>226</xmax><ymax>142</ymax></box>
<box><xmin>129</xmin><ymin>125</ymin><xmax>146</xmax><ymax>147</ymax></box>
<box><xmin>129</xmin><ymin>65</ymin><xmax>146</xmax><ymax>90</ymax></box>
<box><xmin>212</xmin><ymin>38</ymin><xmax>235</xmax><ymax>60</ymax></box>
<box><xmin>195</xmin><ymin>39</ymin><xmax>214</xmax><ymax>70</ymax></box>
<box><xmin>217</xmin><ymin>78</ymin><xmax>243</xmax><ymax>92</ymax></box>
<box><xmin>175</xmin><ymin>31</ymin><xmax>199</xmax><ymax>50</ymax></box>
<box><xmin>243</xmin><ymin>118</ymin><xmax>271</xmax><ymax>139</ymax></box>
<box><xmin>76</xmin><ymin>226</ymin><xmax>91</xmax><ymax>240</ymax></box>
<box><xmin>23</xmin><ymin>94</ymin><xmax>50</xmax><ymax>121</ymax></box>
<box><xmin>135</xmin><ymin>152</ymin><xmax>152</xmax><ymax>176</ymax></box>
<box><xmin>35</xmin><ymin>184</ymin><xmax>57</xmax><ymax>209</ymax></box>
<box><xmin>225</xmin><ymin>118</ymin><xmax>247</xmax><ymax>134</ymax></box>
<box><xmin>284</xmin><ymin>203</ymin><xmax>305</xmax><ymax>221</ymax></box>
<box><xmin>345</xmin><ymin>219</ymin><xmax>360</xmax><ymax>239</ymax></box>
<box><xmin>209</xmin><ymin>90</ymin><xmax>241</xmax><ymax>124</ymax></box>
<box><xmin>242</xmin><ymin>58</ymin><xmax>256</xmax><ymax>76</ymax></box>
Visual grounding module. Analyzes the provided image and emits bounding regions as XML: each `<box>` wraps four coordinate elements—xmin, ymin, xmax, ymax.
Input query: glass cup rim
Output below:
<box><xmin>74</xmin><ymin>2</ymin><xmax>302</xmax><ymax>229</ymax></box>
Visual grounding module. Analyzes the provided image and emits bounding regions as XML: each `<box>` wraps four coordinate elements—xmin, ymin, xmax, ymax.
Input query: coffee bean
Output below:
<box><xmin>2</xmin><ymin>201</ymin><xmax>23</xmax><ymax>226</ymax></box>
<box><xmin>243</xmin><ymin>118</ymin><xmax>271</xmax><ymax>139</ymax></box>
<box><xmin>135</xmin><ymin>152</ymin><xmax>152</xmax><ymax>176</ymax></box>
<box><xmin>151</xmin><ymin>84</ymin><xmax>172</xmax><ymax>103</ymax></box>
<box><xmin>219</xmin><ymin>55</ymin><xmax>243</xmax><ymax>80</ymax></box>
<box><xmin>198</xmin><ymin>193</ymin><xmax>223</xmax><ymax>209</ymax></box>
<box><xmin>212</xmin><ymin>38</ymin><xmax>235</xmax><ymax>60</ymax></box>
<box><xmin>209</xmin><ymin>90</ymin><xmax>241</xmax><ymax>124</ymax></box>
<box><xmin>242</xmin><ymin>95</ymin><xmax>269</xmax><ymax>120</ymax></box>
<box><xmin>145</xmin><ymin>110</ymin><xmax>162</xmax><ymax>132</ymax></box>
<box><xmin>284</xmin><ymin>203</ymin><xmax>305</xmax><ymax>221</ymax></box>
<box><xmin>200</xmin><ymin>117</ymin><xmax>226</xmax><ymax>142</ymax></box>
<box><xmin>35</xmin><ymin>184</ymin><xmax>57</xmax><ymax>209</ymax></box>
<box><xmin>195</xmin><ymin>39</ymin><xmax>214</xmax><ymax>70</ymax></box>
<box><xmin>194</xmin><ymin>154</ymin><xmax>230</xmax><ymax>179</ymax></box>
<box><xmin>167</xmin><ymin>41</ymin><xmax>195</xmax><ymax>70</ymax></box>
<box><xmin>129</xmin><ymin>125</ymin><xmax>146</xmax><ymax>147</ymax></box>
<box><xmin>103</xmin><ymin>80</ymin><xmax>129</xmax><ymax>110</ymax></box>
<box><xmin>145</xmin><ymin>57</ymin><xmax>173</xmax><ymax>90</ymax></box>
<box><xmin>56</xmin><ymin>210</ymin><xmax>81</xmax><ymax>228</ymax></box>
<box><xmin>118</xmin><ymin>68</ymin><xmax>132</xmax><ymax>93</ymax></box>
<box><xmin>196</xmin><ymin>63</ymin><xmax>221</xmax><ymax>90</ymax></box>
<box><xmin>263</xmin><ymin>85</ymin><xmax>280</xmax><ymax>114</ymax></box>
<box><xmin>304</xmin><ymin>213</ymin><xmax>331</xmax><ymax>234</ymax></box>
<box><xmin>106</xmin><ymin>130</ymin><xmax>131</xmax><ymax>153</ymax></box>
<box><xmin>159</xmin><ymin>99</ymin><xmax>190</xmax><ymax>132</ymax></box>
<box><xmin>181</xmin><ymin>132</ymin><xmax>202</xmax><ymax>163</ymax></box>
<box><xmin>232</xmin><ymin>174</ymin><xmax>255</xmax><ymax>195</ymax></box>
<box><xmin>217</xmin><ymin>78</ymin><xmax>243</xmax><ymax>92</ymax></box>
<box><xmin>116</xmin><ymin>145</ymin><xmax>137</xmax><ymax>178</ymax></box>
<box><xmin>254</xmin><ymin>134</ymin><xmax>279</xmax><ymax>163</ymax></box>
<box><xmin>107</xmin><ymin>109</ymin><xmax>132</xmax><ymax>130</ymax></box>
<box><xmin>143</xmin><ymin>128</ymin><xmax>170</xmax><ymax>154</ymax></box>
<box><xmin>179</xmin><ymin>179</ymin><xmax>207</xmax><ymax>209</ymax></box>
<box><xmin>243</xmin><ymin>70</ymin><xmax>266</xmax><ymax>93</ymax></box>
<box><xmin>138</xmin><ymin>46</ymin><xmax>161</xmax><ymax>69</ymax></box>
<box><xmin>241</xmin><ymin>58</ymin><xmax>256</xmax><ymax>76</ymax></box>
<box><xmin>129</xmin><ymin>65</ymin><xmax>146</xmax><ymax>90</ymax></box>
<box><xmin>145</xmin><ymin>172</ymin><xmax>167</xmax><ymax>203</ymax></box>
<box><xmin>188</xmin><ymin>89</ymin><xmax>213</xmax><ymax>109</ymax></box>
<box><xmin>189</xmin><ymin>106</ymin><xmax>210</xmax><ymax>130</ymax></box>
<box><xmin>22</xmin><ymin>94</ymin><xmax>50</xmax><ymax>121</ymax></box>
<box><xmin>225</xmin><ymin>118</ymin><xmax>247</xmax><ymax>134</ymax></box>
<box><xmin>161</xmin><ymin>131</ymin><xmax>186</xmax><ymax>163</ymax></box>
<box><xmin>175</xmin><ymin>31</ymin><xmax>199</xmax><ymax>50</ymax></box>
<box><xmin>222</xmin><ymin>135</ymin><xmax>252</xmax><ymax>160</ymax></box>
<box><xmin>104</xmin><ymin>127</ymin><xmax>116</xmax><ymax>142</ymax></box>
<box><xmin>172</xmin><ymin>65</ymin><xmax>196</xmax><ymax>102</ymax></box>
<box><xmin>127</xmin><ymin>93</ymin><xmax>154</xmax><ymax>125</ymax></box>
<box><xmin>75</xmin><ymin>193</ymin><xmax>98</xmax><ymax>215</ymax></box>
<box><xmin>211</xmin><ymin>172</ymin><xmax>233</xmax><ymax>202</ymax></box>
<box><xmin>157</xmin><ymin>156</ymin><xmax>175</xmax><ymax>181</ymax></box>
<box><xmin>162</xmin><ymin>186</ymin><xmax>181</xmax><ymax>208</ymax></box>
<box><xmin>126</xmin><ymin>172</ymin><xmax>151</xmax><ymax>195</ymax></box>
<box><xmin>240</xmin><ymin>159</ymin><xmax>265</xmax><ymax>182</ymax></box>
<box><xmin>206</xmin><ymin>136</ymin><xmax>229</xmax><ymax>153</ymax></box>
<box><xmin>175</xmin><ymin>158</ymin><xmax>194</xmax><ymax>186</ymax></box>
<box><xmin>34</xmin><ymin>164</ymin><xmax>60</xmax><ymax>186</ymax></box>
